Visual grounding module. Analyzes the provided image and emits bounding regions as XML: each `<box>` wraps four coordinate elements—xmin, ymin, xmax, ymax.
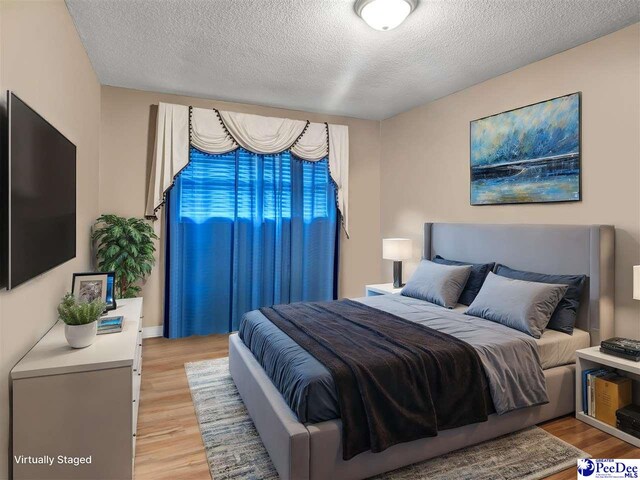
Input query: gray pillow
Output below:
<box><xmin>432</xmin><ymin>255</ymin><xmax>495</xmax><ymax>306</ymax></box>
<box><xmin>494</xmin><ymin>264</ymin><xmax>586</xmax><ymax>335</ymax></box>
<box><xmin>401</xmin><ymin>260</ymin><xmax>472</xmax><ymax>309</ymax></box>
<box><xmin>465</xmin><ymin>272</ymin><xmax>568</xmax><ymax>339</ymax></box>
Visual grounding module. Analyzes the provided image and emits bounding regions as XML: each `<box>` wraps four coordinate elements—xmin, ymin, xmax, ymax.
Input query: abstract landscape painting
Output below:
<box><xmin>470</xmin><ymin>93</ymin><xmax>581</xmax><ymax>205</ymax></box>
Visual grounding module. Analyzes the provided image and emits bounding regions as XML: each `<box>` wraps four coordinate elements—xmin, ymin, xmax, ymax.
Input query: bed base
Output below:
<box><xmin>229</xmin><ymin>333</ymin><xmax>576</xmax><ymax>480</ymax></box>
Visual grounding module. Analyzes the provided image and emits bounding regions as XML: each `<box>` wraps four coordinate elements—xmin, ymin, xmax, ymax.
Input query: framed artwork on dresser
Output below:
<box><xmin>72</xmin><ymin>271</ymin><xmax>117</xmax><ymax>310</ymax></box>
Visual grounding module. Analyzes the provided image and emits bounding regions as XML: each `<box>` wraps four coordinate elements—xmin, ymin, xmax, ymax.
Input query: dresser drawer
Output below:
<box><xmin>132</xmin><ymin>364</ymin><xmax>142</xmax><ymax>402</ymax></box>
<box><xmin>132</xmin><ymin>390</ymin><xmax>140</xmax><ymax>435</ymax></box>
<box><xmin>133</xmin><ymin>330</ymin><xmax>142</xmax><ymax>373</ymax></box>
<box><xmin>131</xmin><ymin>366</ymin><xmax>141</xmax><ymax>450</ymax></box>
<box><xmin>133</xmin><ymin>347</ymin><xmax>141</xmax><ymax>371</ymax></box>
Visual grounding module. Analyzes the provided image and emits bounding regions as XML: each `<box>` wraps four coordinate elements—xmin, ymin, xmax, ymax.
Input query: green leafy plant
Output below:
<box><xmin>57</xmin><ymin>293</ymin><xmax>106</xmax><ymax>326</ymax></box>
<box><xmin>91</xmin><ymin>214</ymin><xmax>158</xmax><ymax>299</ymax></box>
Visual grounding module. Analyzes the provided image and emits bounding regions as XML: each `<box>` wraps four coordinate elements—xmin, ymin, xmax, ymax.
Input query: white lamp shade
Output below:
<box><xmin>383</xmin><ymin>238</ymin><xmax>412</xmax><ymax>261</ymax></box>
<box><xmin>634</xmin><ymin>265</ymin><xmax>640</xmax><ymax>300</ymax></box>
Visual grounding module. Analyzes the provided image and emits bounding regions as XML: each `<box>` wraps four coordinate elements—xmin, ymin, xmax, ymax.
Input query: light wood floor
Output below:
<box><xmin>135</xmin><ymin>334</ymin><xmax>640</xmax><ymax>480</ymax></box>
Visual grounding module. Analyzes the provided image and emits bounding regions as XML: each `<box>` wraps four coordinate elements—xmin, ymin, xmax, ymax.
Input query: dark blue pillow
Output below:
<box><xmin>432</xmin><ymin>256</ymin><xmax>494</xmax><ymax>306</ymax></box>
<box><xmin>494</xmin><ymin>264</ymin><xmax>587</xmax><ymax>335</ymax></box>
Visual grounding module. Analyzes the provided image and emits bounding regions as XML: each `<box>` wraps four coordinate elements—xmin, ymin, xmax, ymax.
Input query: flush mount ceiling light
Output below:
<box><xmin>355</xmin><ymin>0</ymin><xmax>417</xmax><ymax>31</ymax></box>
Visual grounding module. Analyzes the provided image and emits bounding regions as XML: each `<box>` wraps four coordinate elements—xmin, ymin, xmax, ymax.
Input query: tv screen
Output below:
<box><xmin>8</xmin><ymin>92</ymin><xmax>76</xmax><ymax>289</ymax></box>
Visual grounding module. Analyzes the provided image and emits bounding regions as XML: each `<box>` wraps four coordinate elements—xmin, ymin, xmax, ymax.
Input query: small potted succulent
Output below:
<box><xmin>57</xmin><ymin>293</ymin><xmax>106</xmax><ymax>348</ymax></box>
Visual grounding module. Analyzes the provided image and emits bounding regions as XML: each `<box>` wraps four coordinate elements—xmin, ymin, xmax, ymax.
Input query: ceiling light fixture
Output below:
<box><xmin>355</xmin><ymin>0</ymin><xmax>417</xmax><ymax>31</ymax></box>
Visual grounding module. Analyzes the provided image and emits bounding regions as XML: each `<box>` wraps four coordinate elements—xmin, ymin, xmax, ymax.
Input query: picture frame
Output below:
<box><xmin>470</xmin><ymin>92</ymin><xmax>581</xmax><ymax>205</ymax></box>
<box><xmin>71</xmin><ymin>272</ymin><xmax>117</xmax><ymax>311</ymax></box>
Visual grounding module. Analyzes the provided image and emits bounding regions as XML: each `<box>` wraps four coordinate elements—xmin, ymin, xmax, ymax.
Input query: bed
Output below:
<box><xmin>229</xmin><ymin>222</ymin><xmax>615</xmax><ymax>480</ymax></box>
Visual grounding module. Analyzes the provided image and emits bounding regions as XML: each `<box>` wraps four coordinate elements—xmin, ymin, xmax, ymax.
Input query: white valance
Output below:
<box><xmin>146</xmin><ymin>102</ymin><xmax>350</xmax><ymax>236</ymax></box>
<box><xmin>291</xmin><ymin>122</ymin><xmax>328</xmax><ymax>160</ymax></box>
<box><xmin>190</xmin><ymin>107</ymin><xmax>236</xmax><ymax>154</ymax></box>
<box><xmin>145</xmin><ymin>103</ymin><xmax>190</xmax><ymax>221</ymax></box>
<box><xmin>219</xmin><ymin>110</ymin><xmax>307</xmax><ymax>154</ymax></box>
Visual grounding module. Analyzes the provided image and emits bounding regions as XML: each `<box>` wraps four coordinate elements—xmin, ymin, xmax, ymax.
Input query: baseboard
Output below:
<box><xmin>143</xmin><ymin>325</ymin><xmax>163</xmax><ymax>338</ymax></box>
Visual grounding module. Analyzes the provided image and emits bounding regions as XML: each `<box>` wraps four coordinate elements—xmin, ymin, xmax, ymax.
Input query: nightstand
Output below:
<box><xmin>364</xmin><ymin>283</ymin><xmax>403</xmax><ymax>296</ymax></box>
<box><xmin>575</xmin><ymin>346</ymin><xmax>640</xmax><ymax>447</ymax></box>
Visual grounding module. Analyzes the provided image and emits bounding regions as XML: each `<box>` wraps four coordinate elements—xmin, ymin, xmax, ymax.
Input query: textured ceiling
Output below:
<box><xmin>66</xmin><ymin>0</ymin><xmax>639</xmax><ymax>120</ymax></box>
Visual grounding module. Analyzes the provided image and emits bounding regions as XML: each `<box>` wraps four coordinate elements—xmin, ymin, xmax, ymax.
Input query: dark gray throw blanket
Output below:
<box><xmin>259</xmin><ymin>299</ymin><xmax>490</xmax><ymax>460</ymax></box>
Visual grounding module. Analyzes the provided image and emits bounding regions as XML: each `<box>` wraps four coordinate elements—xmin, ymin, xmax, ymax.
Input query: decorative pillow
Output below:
<box><xmin>401</xmin><ymin>260</ymin><xmax>472</xmax><ymax>309</ymax></box>
<box><xmin>494</xmin><ymin>264</ymin><xmax>587</xmax><ymax>335</ymax></box>
<box><xmin>465</xmin><ymin>272</ymin><xmax>568</xmax><ymax>339</ymax></box>
<box><xmin>432</xmin><ymin>255</ymin><xmax>495</xmax><ymax>306</ymax></box>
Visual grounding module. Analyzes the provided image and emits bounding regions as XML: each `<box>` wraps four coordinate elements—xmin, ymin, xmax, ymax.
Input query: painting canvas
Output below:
<box><xmin>470</xmin><ymin>93</ymin><xmax>581</xmax><ymax>205</ymax></box>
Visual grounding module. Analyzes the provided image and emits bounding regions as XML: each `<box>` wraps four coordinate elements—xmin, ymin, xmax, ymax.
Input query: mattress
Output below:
<box><xmin>239</xmin><ymin>294</ymin><xmax>562</xmax><ymax>424</ymax></box>
<box><xmin>536</xmin><ymin>327</ymin><xmax>590</xmax><ymax>369</ymax></box>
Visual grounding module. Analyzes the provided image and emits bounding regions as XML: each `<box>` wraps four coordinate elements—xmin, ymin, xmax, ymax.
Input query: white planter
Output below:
<box><xmin>64</xmin><ymin>321</ymin><xmax>97</xmax><ymax>349</ymax></box>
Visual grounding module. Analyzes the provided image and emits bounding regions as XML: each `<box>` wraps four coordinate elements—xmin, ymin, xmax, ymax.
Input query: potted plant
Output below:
<box><xmin>58</xmin><ymin>293</ymin><xmax>106</xmax><ymax>348</ymax></box>
<box><xmin>92</xmin><ymin>214</ymin><xmax>158</xmax><ymax>299</ymax></box>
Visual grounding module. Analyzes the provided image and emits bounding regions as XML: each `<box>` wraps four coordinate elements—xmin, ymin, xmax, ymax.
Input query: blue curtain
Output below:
<box><xmin>164</xmin><ymin>147</ymin><xmax>338</xmax><ymax>338</ymax></box>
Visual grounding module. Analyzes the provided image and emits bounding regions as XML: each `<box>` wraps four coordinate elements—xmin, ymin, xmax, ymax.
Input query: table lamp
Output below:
<box><xmin>383</xmin><ymin>238</ymin><xmax>412</xmax><ymax>288</ymax></box>
<box><xmin>634</xmin><ymin>265</ymin><xmax>640</xmax><ymax>300</ymax></box>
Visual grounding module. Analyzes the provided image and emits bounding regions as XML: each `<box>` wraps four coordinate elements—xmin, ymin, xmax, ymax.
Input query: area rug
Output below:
<box><xmin>185</xmin><ymin>357</ymin><xmax>588</xmax><ymax>480</ymax></box>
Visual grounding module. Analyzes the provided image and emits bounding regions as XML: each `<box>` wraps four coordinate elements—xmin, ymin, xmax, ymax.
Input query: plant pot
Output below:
<box><xmin>64</xmin><ymin>321</ymin><xmax>97</xmax><ymax>349</ymax></box>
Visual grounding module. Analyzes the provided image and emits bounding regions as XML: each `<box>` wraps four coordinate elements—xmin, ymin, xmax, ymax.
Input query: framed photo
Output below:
<box><xmin>72</xmin><ymin>272</ymin><xmax>117</xmax><ymax>311</ymax></box>
<box><xmin>470</xmin><ymin>92</ymin><xmax>581</xmax><ymax>205</ymax></box>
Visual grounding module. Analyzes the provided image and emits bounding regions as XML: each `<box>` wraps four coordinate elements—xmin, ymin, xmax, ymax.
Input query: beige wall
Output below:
<box><xmin>99</xmin><ymin>86</ymin><xmax>382</xmax><ymax>328</ymax></box>
<box><xmin>0</xmin><ymin>1</ymin><xmax>101</xmax><ymax>477</ymax></box>
<box><xmin>381</xmin><ymin>24</ymin><xmax>640</xmax><ymax>339</ymax></box>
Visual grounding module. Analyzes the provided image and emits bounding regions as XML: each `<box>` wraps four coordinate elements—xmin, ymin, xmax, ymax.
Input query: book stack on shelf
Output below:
<box><xmin>582</xmin><ymin>367</ymin><xmax>633</xmax><ymax>428</ymax></box>
<box><xmin>600</xmin><ymin>337</ymin><xmax>640</xmax><ymax>362</ymax></box>
<box><xmin>617</xmin><ymin>404</ymin><xmax>640</xmax><ymax>438</ymax></box>
<box><xmin>97</xmin><ymin>316</ymin><xmax>123</xmax><ymax>335</ymax></box>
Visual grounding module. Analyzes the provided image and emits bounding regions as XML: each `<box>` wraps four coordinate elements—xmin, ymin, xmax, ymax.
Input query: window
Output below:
<box><xmin>179</xmin><ymin>148</ymin><xmax>332</xmax><ymax>223</ymax></box>
<box><xmin>165</xmin><ymin>147</ymin><xmax>338</xmax><ymax>336</ymax></box>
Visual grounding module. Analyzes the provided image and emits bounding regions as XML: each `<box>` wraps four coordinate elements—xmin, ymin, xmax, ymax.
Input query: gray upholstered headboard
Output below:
<box><xmin>423</xmin><ymin>223</ymin><xmax>615</xmax><ymax>345</ymax></box>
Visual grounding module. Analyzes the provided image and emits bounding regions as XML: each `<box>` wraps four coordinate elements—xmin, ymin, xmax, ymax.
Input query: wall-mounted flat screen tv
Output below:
<box><xmin>7</xmin><ymin>92</ymin><xmax>76</xmax><ymax>289</ymax></box>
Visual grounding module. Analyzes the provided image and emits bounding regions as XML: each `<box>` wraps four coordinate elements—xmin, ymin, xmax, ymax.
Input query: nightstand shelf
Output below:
<box><xmin>576</xmin><ymin>412</ymin><xmax>640</xmax><ymax>447</ymax></box>
<box><xmin>364</xmin><ymin>283</ymin><xmax>403</xmax><ymax>296</ymax></box>
<box><xmin>575</xmin><ymin>346</ymin><xmax>640</xmax><ymax>448</ymax></box>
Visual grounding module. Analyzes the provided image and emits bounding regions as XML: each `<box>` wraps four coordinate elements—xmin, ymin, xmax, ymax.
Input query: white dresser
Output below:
<box><xmin>11</xmin><ymin>298</ymin><xmax>143</xmax><ymax>480</ymax></box>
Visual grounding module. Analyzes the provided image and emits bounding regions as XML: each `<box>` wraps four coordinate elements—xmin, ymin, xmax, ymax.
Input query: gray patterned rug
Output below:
<box><xmin>185</xmin><ymin>358</ymin><xmax>588</xmax><ymax>480</ymax></box>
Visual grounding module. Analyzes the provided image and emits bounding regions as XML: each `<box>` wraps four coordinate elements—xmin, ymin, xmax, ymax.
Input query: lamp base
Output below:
<box><xmin>393</xmin><ymin>261</ymin><xmax>404</xmax><ymax>288</ymax></box>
